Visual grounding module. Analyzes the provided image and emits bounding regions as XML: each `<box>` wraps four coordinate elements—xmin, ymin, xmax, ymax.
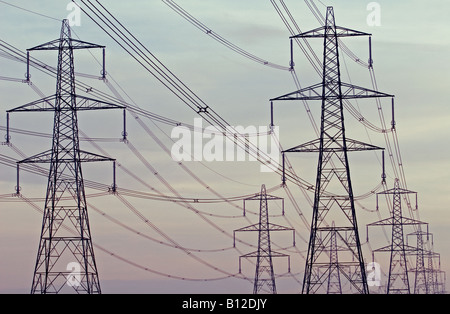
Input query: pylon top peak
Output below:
<box><xmin>27</xmin><ymin>19</ymin><xmax>104</xmax><ymax>52</ymax></box>
<box><xmin>291</xmin><ymin>6</ymin><xmax>371</xmax><ymax>39</ymax></box>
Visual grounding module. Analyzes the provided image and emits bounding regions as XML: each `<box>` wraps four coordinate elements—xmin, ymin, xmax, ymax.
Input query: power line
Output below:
<box><xmin>0</xmin><ymin>0</ymin><xmax>444</xmax><ymax>293</ymax></box>
<box><xmin>0</xmin><ymin>0</ymin><xmax>60</xmax><ymax>22</ymax></box>
<box><xmin>162</xmin><ymin>0</ymin><xmax>290</xmax><ymax>71</ymax></box>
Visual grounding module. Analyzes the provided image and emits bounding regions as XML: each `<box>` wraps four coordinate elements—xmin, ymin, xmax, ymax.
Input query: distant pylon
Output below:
<box><xmin>367</xmin><ymin>178</ymin><xmax>427</xmax><ymax>294</ymax></box>
<box><xmin>272</xmin><ymin>6</ymin><xmax>393</xmax><ymax>294</ymax></box>
<box><xmin>326</xmin><ymin>222</ymin><xmax>342</xmax><ymax>294</ymax></box>
<box><xmin>426</xmin><ymin>250</ymin><xmax>437</xmax><ymax>294</ymax></box>
<box><xmin>407</xmin><ymin>229</ymin><xmax>429</xmax><ymax>294</ymax></box>
<box><xmin>406</xmin><ymin>231</ymin><xmax>448</xmax><ymax>294</ymax></box>
<box><xmin>233</xmin><ymin>184</ymin><xmax>295</xmax><ymax>294</ymax></box>
<box><xmin>425</xmin><ymin>245</ymin><xmax>445</xmax><ymax>294</ymax></box>
<box><xmin>7</xmin><ymin>20</ymin><xmax>124</xmax><ymax>294</ymax></box>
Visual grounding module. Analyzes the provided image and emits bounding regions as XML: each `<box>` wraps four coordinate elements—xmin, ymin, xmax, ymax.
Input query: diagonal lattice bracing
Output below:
<box><xmin>7</xmin><ymin>19</ymin><xmax>124</xmax><ymax>294</ymax></box>
<box><xmin>367</xmin><ymin>179</ymin><xmax>427</xmax><ymax>294</ymax></box>
<box><xmin>234</xmin><ymin>184</ymin><xmax>294</xmax><ymax>294</ymax></box>
<box><xmin>273</xmin><ymin>6</ymin><xmax>393</xmax><ymax>294</ymax></box>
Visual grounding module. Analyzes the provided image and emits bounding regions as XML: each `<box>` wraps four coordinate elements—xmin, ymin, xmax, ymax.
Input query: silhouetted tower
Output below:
<box><xmin>407</xmin><ymin>229</ymin><xmax>429</xmax><ymax>294</ymax></box>
<box><xmin>326</xmin><ymin>222</ymin><xmax>342</xmax><ymax>294</ymax></box>
<box><xmin>234</xmin><ymin>184</ymin><xmax>295</xmax><ymax>294</ymax></box>
<box><xmin>367</xmin><ymin>179</ymin><xmax>427</xmax><ymax>294</ymax></box>
<box><xmin>7</xmin><ymin>20</ymin><xmax>124</xmax><ymax>294</ymax></box>
<box><xmin>272</xmin><ymin>6</ymin><xmax>393</xmax><ymax>294</ymax></box>
<box><xmin>407</xmin><ymin>232</ymin><xmax>447</xmax><ymax>294</ymax></box>
<box><xmin>425</xmin><ymin>248</ymin><xmax>445</xmax><ymax>294</ymax></box>
<box><xmin>432</xmin><ymin>253</ymin><xmax>446</xmax><ymax>294</ymax></box>
<box><xmin>426</xmin><ymin>251</ymin><xmax>437</xmax><ymax>294</ymax></box>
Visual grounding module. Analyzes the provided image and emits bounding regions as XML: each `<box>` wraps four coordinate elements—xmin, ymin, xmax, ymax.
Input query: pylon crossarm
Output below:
<box><xmin>241</xmin><ymin>250</ymin><xmax>290</xmax><ymax>259</ymax></box>
<box><xmin>270</xmin><ymin>82</ymin><xmax>322</xmax><ymax>101</ymax></box>
<box><xmin>366</xmin><ymin>216</ymin><xmax>427</xmax><ymax>242</ymax></box>
<box><xmin>266</xmin><ymin>223</ymin><xmax>294</xmax><ymax>232</ymax></box>
<box><xmin>340</xmin><ymin>82</ymin><xmax>394</xmax><ymax>99</ymax></box>
<box><xmin>291</xmin><ymin>26</ymin><xmax>370</xmax><ymax>39</ymax></box>
<box><xmin>345</xmin><ymin>139</ymin><xmax>384</xmax><ymax>151</ymax></box>
<box><xmin>17</xmin><ymin>150</ymin><xmax>115</xmax><ymax>164</ymax></box>
<box><xmin>367</xmin><ymin>216</ymin><xmax>394</xmax><ymax>227</ymax></box>
<box><xmin>28</xmin><ymin>39</ymin><xmax>104</xmax><ymax>51</ymax></box>
<box><xmin>7</xmin><ymin>95</ymin><xmax>56</xmax><ymax>112</ymax></box>
<box><xmin>15</xmin><ymin>150</ymin><xmax>117</xmax><ymax>195</ymax></box>
<box><xmin>367</xmin><ymin>217</ymin><xmax>427</xmax><ymax>229</ymax></box>
<box><xmin>270</xmin><ymin>251</ymin><xmax>290</xmax><ymax>258</ymax></box>
<box><xmin>234</xmin><ymin>223</ymin><xmax>294</xmax><ymax>234</ymax></box>
<box><xmin>401</xmin><ymin>217</ymin><xmax>428</xmax><ymax>227</ymax></box>
<box><xmin>244</xmin><ymin>194</ymin><xmax>283</xmax><ymax>202</ymax></box>
<box><xmin>377</xmin><ymin>187</ymin><xmax>418</xmax><ymax>195</ymax></box>
<box><xmin>239</xmin><ymin>251</ymin><xmax>290</xmax><ymax>268</ymax></box>
<box><xmin>333</xmin><ymin>26</ymin><xmax>371</xmax><ymax>37</ymax></box>
<box><xmin>78</xmin><ymin>150</ymin><xmax>116</xmax><ymax>163</ymax></box>
<box><xmin>372</xmin><ymin>245</ymin><xmax>395</xmax><ymax>253</ymax></box>
<box><xmin>283</xmin><ymin>138</ymin><xmax>383</xmax><ymax>154</ymax></box>
<box><xmin>68</xmin><ymin>39</ymin><xmax>105</xmax><ymax>50</ymax></box>
<box><xmin>234</xmin><ymin>224</ymin><xmax>259</xmax><ymax>233</ymax></box>
<box><xmin>74</xmin><ymin>94</ymin><xmax>125</xmax><ymax>111</ymax></box>
<box><xmin>16</xmin><ymin>150</ymin><xmax>53</xmax><ymax>164</ymax></box>
<box><xmin>372</xmin><ymin>244</ymin><xmax>417</xmax><ymax>254</ymax></box>
<box><xmin>6</xmin><ymin>94</ymin><xmax>124</xmax><ymax>113</ymax></box>
<box><xmin>271</xmin><ymin>82</ymin><xmax>393</xmax><ymax>101</ymax></box>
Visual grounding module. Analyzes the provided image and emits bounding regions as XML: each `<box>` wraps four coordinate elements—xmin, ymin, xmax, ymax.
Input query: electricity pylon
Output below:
<box><xmin>326</xmin><ymin>222</ymin><xmax>342</xmax><ymax>294</ymax></box>
<box><xmin>272</xmin><ymin>6</ymin><xmax>393</xmax><ymax>294</ymax></box>
<box><xmin>428</xmin><ymin>252</ymin><xmax>446</xmax><ymax>294</ymax></box>
<box><xmin>7</xmin><ymin>19</ymin><xmax>124</xmax><ymax>294</ymax></box>
<box><xmin>419</xmin><ymin>236</ymin><xmax>446</xmax><ymax>294</ymax></box>
<box><xmin>233</xmin><ymin>184</ymin><xmax>295</xmax><ymax>294</ymax></box>
<box><xmin>407</xmin><ymin>229</ymin><xmax>430</xmax><ymax>294</ymax></box>
<box><xmin>367</xmin><ymin>178</ymin><xmax>427</xmax><ymax>294</ymax></box>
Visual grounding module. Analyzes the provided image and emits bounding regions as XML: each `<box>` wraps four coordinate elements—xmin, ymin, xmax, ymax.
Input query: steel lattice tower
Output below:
<box><xmin>272</xmin><ymin>6</ymin><xmax>393</xmax><ymax>294</ymax></box>
<box><xmin>407</xmin><ymin>229</ymin><xmax>429</xmax><ymax>294</ymax></box>
<box><xmin>7</xmin><ymin>20</ymin><xmax>124</xmax><ymax>294</ymax></box>
<box><xmin>367</xmin><ymin>179</ymin><xmax>427</xmax><ymax>294</ymax></box>
<box><xmin>407</xmin><ymin>231</ymin><xmax>447</xmax><ymax>294</ymax></box>
<box><xmin>426</xmin><ymin>252</ymin><xmax>436</xmax><ymax>294</ymax></box>
<box><xmin>234</xmin><ymin>185</ymin><xmax>294</xmax><ymax>294</ymax></box>
<box><xmin>424</xmin><ymin>245</ymin><xmax>445</xmax><ymax>293</ymax></box>
<box><xmin>326</xmin><ymin>222</ymin><xmax>342</xmax><ymax>294</ymax></box>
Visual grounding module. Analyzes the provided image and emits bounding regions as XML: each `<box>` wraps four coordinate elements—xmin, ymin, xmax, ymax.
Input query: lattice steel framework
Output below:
<box><xmin>367</xmin><ymin>179</ymin><xmax>427</xmax><ymax>294</ymax></box>
<box><xmin>424</xmin><ymin>243</ymin><xmax>446</xmax><ymax>294</ymax></box>
<box><xmin>7</xmin><ymin>20</ymin><xmax>124</xmax><ymax>294</ymax></box>
<box><xmin>326</xmin><ymin>222</ymin><xmax>342</xmax><ymax>294</ymax></box>
<box><xmin>272</xmin><ymin>6</ymin><xmax>393</xmax><ymax>294</ymax></box>
<box><xmin>407</xmin><ymin>229</ymin><xmax>429</xmax><ymax>294</ymax></box>
<box><xmin>234</xmin><ymin>185</ymin><xmax>294</xmax><ymax>294</ymax></box>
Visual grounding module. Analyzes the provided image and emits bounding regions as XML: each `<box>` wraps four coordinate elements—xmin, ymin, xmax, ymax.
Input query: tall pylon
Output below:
<box><xmin>367</xmin><ymin>179</ymin><xmax>427</xmax><ymax>294</ymax></box>
<box><xmin>7</xmin><ymin>20</ymin><xmax>124</xmax><ymax>294</ymax></box>
<box><xmin>233</xmin><ymin>185</ymin><xmax>295</xmax><ymax>294</ymax></box>
<box><xmin>272</xmin><ymin>6</ymin><xmax>393</xmax><ymax>294</ymax></box>
<box><xmin>407</xmin><ymin>231</ymin><xmax>447</xmax><ymax>294</ymax></box>
<box><xmin>424</xmin><ymin>242</ymin><xmax>445</xmax><ymax>294</ymax></box>
<box><xmin>407</xmin><ymin>229</ymin><xmax>429</xmax><ymax>294</ymax></box>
